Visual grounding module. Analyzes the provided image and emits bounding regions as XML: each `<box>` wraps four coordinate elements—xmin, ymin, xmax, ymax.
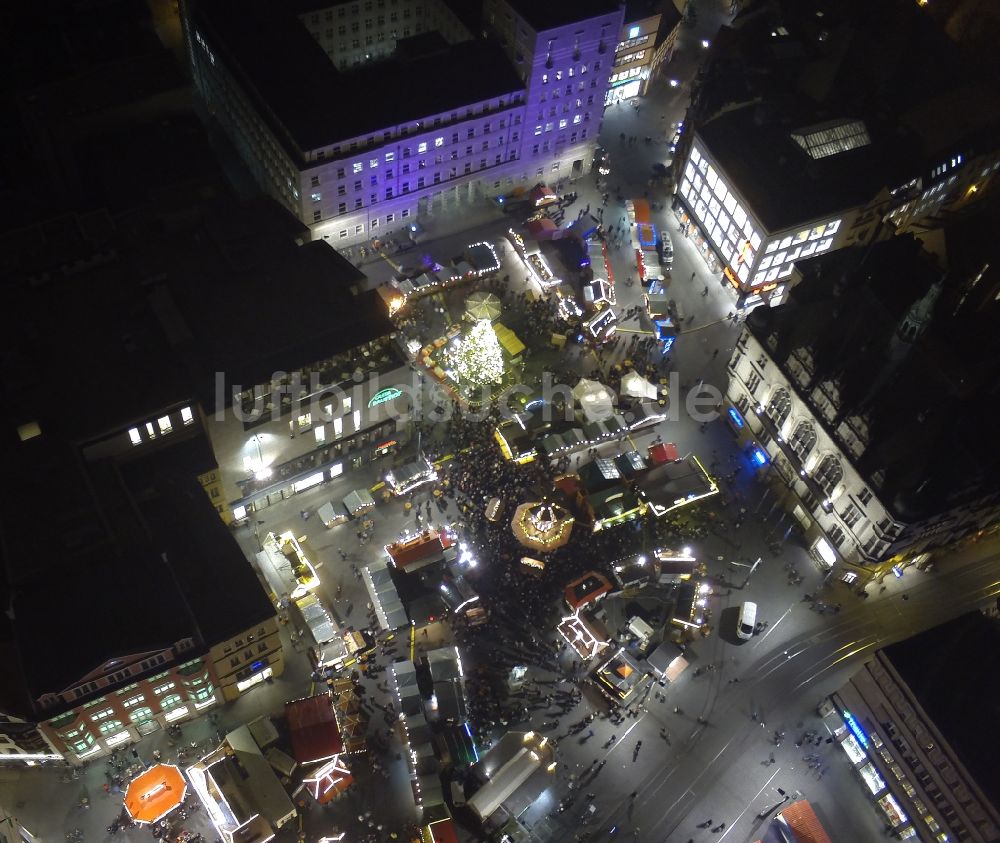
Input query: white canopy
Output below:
<box><xmin>620</xmin><ymin>370</ymin><xmax>658</xmax><ymax>401</ymax></box>
<box><xmin>572</xmin><ymin>378</ymin><xmax>617</xmax><ymax>423</ymax></box>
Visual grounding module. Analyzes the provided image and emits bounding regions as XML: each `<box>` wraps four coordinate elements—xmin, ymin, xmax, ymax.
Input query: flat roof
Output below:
<box><xmin>748</xmin><ymin>232</ymin><xmax>1000</xmax><ymax>521</ymax></box>
<box><xmin>697</xmin><ymin>106</ymin><xmax>917</xmax><ymax>232</ymax></box>
<box><xmin>6</xmin><ymin>434</ymin><xmax>274</xmax><ymax>706</ymax></box>
<box><xmin>883</xmin><ymin>612</ymin><xmax>1000</xmax><ymax>808</ymax></box>
<box><xmin>501</xmin><ymin>0</ymin><xmax>622</xmax><ymax>32</ymax></box>
<box><xmin>195</xmin><ymin>0</ymin><xmax>526</xmax><ymax>156</ymax></box>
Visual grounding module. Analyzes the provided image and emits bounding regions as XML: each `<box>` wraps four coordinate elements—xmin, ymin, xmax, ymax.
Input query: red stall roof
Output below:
<box><xmin>564</xmin><ymin>571</ymin><xmax>613</xmax><ymax>611</ymax></box>
<box><xmin>286</xmin><ymin>694</ymin><xmax>343</xmax><ymax>764</ymax></box>
<box><xmin>648</xmin><ymin>442</ymin><xmax>680</xmax><ymax>465</ymax></box>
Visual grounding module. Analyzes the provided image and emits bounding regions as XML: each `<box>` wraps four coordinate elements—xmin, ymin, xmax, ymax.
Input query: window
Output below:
<box><xmin>128</xmin><ymin>427</ymin><xmax>142</xmax><ymax>446</ymax></box>
<box><xmin>310</xmin><ymin>175</ymin><xmax>320</xmax><ymax>187</ymax></box>
<box><xmin>814</xmin><ymin>455</ymin><xmax>843</xmax><ymax>496</ymax></box>
<box><xmin>434</xmin><ymin>137</ymin><xmax>443</xmax><ymax>147</ymax></box>
<box><xmin>827</xmin><ymin>524</ymin><xmax>847</xmax><ymax>548</ymax></box>
<box><xmin>841</xmin><ymin>504</ymin><xmax>862</xmax><ymax>530</ymax></box>
<box><xmin>352</xmin><ymin>162</ymin><xmax>363</xmax><ymax>173</ymax></box>
<box><xmin>386</xmin><ymin>213</ymin><xmax>394</xmax><ymax>223</ymax></box>
<box><xmin>313</xmin><ymin>210</ymin><xmax>322</xmax><ymax>222</ymax></box>
<box><xmin>338</xmin><ymin>202</ymin><xmax>347</xmax><ymax>215</ymax></box>
<box><xmin>180</xmin><ymin>406</ymin><xmax>194</xmax><ymax>425</ymax></box>
<box><xmin>157</xmin><ymin>416</ymin><xmax>172</xmax><ymax>435</ymax></box>
<box><xmin>790</xmin><ymin>422</ymin><xmax>817</xmax><ymax>460</ymax></box>
<box><xmin>417</xmin><ymin>142</ymin><xmax>427</xmax><ymax>153</ymax></box>
<box><xmin>765</xmin><ymin>388</ymin><xmax>791</xmax><ymax>428</ymax></box>
<box><xmin>154</xmin><ymin>682</ymin><xmax>175</xmax><ymax>695</ymax></box>
<box><xmin>339</xmin><ymin>230</ymin><xmax>348</xmax><ymax>239</ymax></box>
<box><xmin>858</xmin><ymin>487</ymin><xmax>872</xmax><ymax>506</ymax></box>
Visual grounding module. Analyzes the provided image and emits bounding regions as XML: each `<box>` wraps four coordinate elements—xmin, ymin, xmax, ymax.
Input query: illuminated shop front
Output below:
<box><xmin>818</xmin><ymin>699</ymin><xmax>917</xmax><ymax>837</ymax></box>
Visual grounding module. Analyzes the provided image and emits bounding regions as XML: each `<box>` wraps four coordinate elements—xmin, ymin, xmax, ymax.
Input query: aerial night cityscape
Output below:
<box><xmin>3</xmin><ymin>1</ymin><xmax>1000</xmax><ymax>843</ymax></box>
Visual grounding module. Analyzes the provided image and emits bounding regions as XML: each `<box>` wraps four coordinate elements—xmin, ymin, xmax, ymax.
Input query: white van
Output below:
<box><xmin>450</xmin><ymin>780</ymin><xmax>466</xmax><ymax>807</ymax></box>
<box><xmin>737</xmin><ymin>601</ymin><xmax>757</xmax><ymax>640</ymax></box>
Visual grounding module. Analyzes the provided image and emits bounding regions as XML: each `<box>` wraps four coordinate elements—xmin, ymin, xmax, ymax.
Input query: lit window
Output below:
<box><xmin>418</xmin><ymin>142</ymin><xmax>427</xmax><ymax>153</ymax></box>
<box><xmin>629</xmin><ymin>25</ymin><xmax>640</xmax><ymax>38</ymax></box>
<box><xmin>180</xmin><ymin>406</ymin><xmax>194</xmax><ymax>425</ymax></box>
<box><xmin>573</xmin><ymin>114</ymin><xmax>582</xmax><ymax>124</ymax></box>
<box><xmin>559</xmin><ymin>119</ymin><xmax>568</xmax><ymax>129</ymax></box>
<box><xmin>157</xmin><ymin>416</ymin><xmax>172</xmax><ymax>434</ymax></box>
<box><xmin>534</xmin><ymin>125</ymin><xmax>543</xmax><ymax>135</ymax></box>
<box><xmin>146</xmin><ymin>422</ymin><xmax>156</xmax><ymax>439</ymax></box>
<box><xmin>369</xmin><ymin>158</ymin><xmax>378</xmax><ymax>168</ymax></box>
<box><xmin>434</xmin><ymin>137</ymin><xmax>444</xmax><ymax>147</ymax></box>
<box><xmin>311</xmin><ymin>192</ymin><xmax>322</xmax><ymax>202</ymax></box>
<box><xmin>128</xmin><ymin>427</ymin><xmax>142</xmax><ymax>446</ymax></box>
<box><xmin>353</xmin><ymin>162</ymin><xmax>363</xmax><ymax>173</ymax></box>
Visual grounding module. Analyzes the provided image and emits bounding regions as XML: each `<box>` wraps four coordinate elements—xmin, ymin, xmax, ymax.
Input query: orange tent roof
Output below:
<box><xmin>123</xmin><ymin>764</ymin><xmax>186</xmax><ymax>824</ymax></box>
<box><xmin>777</xmin><ymin>800</ymin><xmax>833</xmax><ymax>843</ymax></box>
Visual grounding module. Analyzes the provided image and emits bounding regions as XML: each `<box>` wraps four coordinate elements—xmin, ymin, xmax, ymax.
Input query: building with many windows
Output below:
<box><xmin>672</xmin><ymin>0</ymin><xmax>1000</xmax><ymax>310</ymax></box>
<box><xmin>820</xmin><ymin>611</ymin><xmax>1000</xmax><ymax>842</ymax></box>
<box><xmin>604</xmin><ymin>0</ymin><xmax>683</xmax><ymax>106</ymax></box>
<box><xmin>184</xmin><ymin>0</ymin><xmax>622</xmax><ymax>245</ymax></box>
<box><xmin>725</xmin><ymin>227</ymin><xmax>1000</xmax><ymax>576</ymax></box>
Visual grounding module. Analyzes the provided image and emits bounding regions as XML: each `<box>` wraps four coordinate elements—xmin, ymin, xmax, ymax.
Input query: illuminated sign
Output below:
<box><xmin>724</xmin><ymin>266</ymin><xmax>741</xmax><ymax>290</ymax></box>
<box><xmin>728</xmin><ymin>407</ymin><xmax>745</xmax><ymax>429</ymax></box>
<box><xmin>842</xmin><ymin>709</ymin><xmax>869</xmax><ymax>748</ymax></box>
<box><xmin>661</xmin><ymin>335</ymin><xmax>676</xmax><ymax>353</ymax></box>
<box><xmin>375</xmin><ymin>439</ymin><xmax>398</xmax><ymax>450</ymax></box>
<box><xmin>750</xmin><ymin>447</ymin><xmax>769</xmax><ymax>467</ymax></box>
<box><xmin>368</xmin><ymin>388</ymin><xmax>402</xmax><ymax>408</ymax></box>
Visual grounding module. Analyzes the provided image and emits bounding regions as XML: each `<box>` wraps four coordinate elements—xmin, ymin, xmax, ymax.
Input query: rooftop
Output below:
<box><xmin>746</xmin><ymin>230</ymin><xmax>1000</xmax><ymax>521</ymax></box>
<box><xmin>883</xmin><ymin>612</ymin><xmax>1000</xmax><ymax>809</ymax></box>
<box><xmin>500</xmin><ymin>0</ymin><xmax>623</xmax><ymax>33</ymax></box>
<box><xmin>4</xmin><ymin>433</ymin><xmax>274</xmax><ymax>710</ymax></box>
<box><xmin>194</xmin><ymin>0</ymin><xmax>526</xmax><ymax>158</ymax></box>
<box><xmin>697</xmin><ymin>104</ymin><xmax>917</xmax><ymax>232</ymax></box>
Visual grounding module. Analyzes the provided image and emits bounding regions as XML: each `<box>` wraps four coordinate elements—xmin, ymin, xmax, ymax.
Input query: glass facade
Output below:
<box><xmin>754</xmin><ymin>219</ymin><xmax>840</xmax><ymax>286</ymax></box>
<box><xmin>679</xmin><ymin>143</ymin><xmax>762</xmax><ymax>285</ymax></box>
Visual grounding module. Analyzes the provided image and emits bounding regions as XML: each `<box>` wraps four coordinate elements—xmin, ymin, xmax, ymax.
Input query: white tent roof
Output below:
<box><xmin>620</xmin><ymin>370</ymin><xmax>658</xmax><ymax>401</ymax></box>
<box><xmin>468</xmin><ymin>747</ymin><xmax>540</xmax><ymax>820</ymax></box>
<box><xmin>572</xmin><ymin>379</ymin><xmax>617</xmax><ymax>423</ymax></box>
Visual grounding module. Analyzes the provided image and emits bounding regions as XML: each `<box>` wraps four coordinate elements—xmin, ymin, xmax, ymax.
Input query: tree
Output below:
<box><xmin>451</xmin><ymin>320</ymin><xmax>504</xmax><ymax>387</ymax></box>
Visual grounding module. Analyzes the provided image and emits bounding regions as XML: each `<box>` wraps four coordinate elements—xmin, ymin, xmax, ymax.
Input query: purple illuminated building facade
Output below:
<box><xmin>182</xmin><ymin>0</ymin><xmax>622</xmax><ymax>246</ymax></box>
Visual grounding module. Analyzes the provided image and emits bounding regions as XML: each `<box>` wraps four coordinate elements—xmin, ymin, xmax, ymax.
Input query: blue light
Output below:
<box><xmin>750</xmin><ymin>447</ymin><xmax>768</xmax><ymax>466</ymax></box>
<box><xmin>728</xmin><ymin>407</ymin><xmax>745</xmax><ymax>429</ymax></box>
<box><xmin>892</xmin><ymin>565</ymin><xmax>903</xmax><ymax>578</ymax></box>
<box><xmin>251</xmin><ymin>660</ymin><xmax>265</xmax><ymax>672</ymax></box>
<box><xmin>525</xmin><ymin>399</ymin><xmax>544</xmax><ymax>412</ymax></box>
<box><xmin>842</xmin><ymin>710</ymin><xmax>869</xmax><ymax>748</ymax></box>
<box><xmin>661</xmin><ymin>335</ymin><xmax>676</xmax><ymax>353</ymax></box>
<box><xmin>498</xmin><ymin>196</ymin><xmax>504</xmax><ymax>203</ymax></box>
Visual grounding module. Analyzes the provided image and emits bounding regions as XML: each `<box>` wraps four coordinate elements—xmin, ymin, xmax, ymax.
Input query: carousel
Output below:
<box><xmin>511</xmin><ymin>501</ymin><xmax>575</xmax><ymax>552</ymax></box>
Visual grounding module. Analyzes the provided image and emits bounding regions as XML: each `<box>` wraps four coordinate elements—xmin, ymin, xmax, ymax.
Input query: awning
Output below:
<box><xmin>529</xmin><ymin>184</ymin><xmax>558</xmax><ymax>206</ymax></box>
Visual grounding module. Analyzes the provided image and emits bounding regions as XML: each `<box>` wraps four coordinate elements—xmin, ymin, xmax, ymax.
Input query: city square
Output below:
<box><xmin>1</xmin><ymin>1</ymin><xmax>1000</xmax><ymax>843</ymax></box>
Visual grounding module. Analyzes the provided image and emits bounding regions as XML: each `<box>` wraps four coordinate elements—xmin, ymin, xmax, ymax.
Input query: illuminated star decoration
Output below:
<box><xmin>451</xmin><ymin>319</ymin><xmax>505</xmax><ymax>387</ymax></box>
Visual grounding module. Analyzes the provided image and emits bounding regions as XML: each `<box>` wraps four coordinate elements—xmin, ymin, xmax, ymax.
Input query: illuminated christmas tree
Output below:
<box><xmin>452</xmin><ymin>319</ymin><xmax>504</xmax><ymax>387</ymax></box>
